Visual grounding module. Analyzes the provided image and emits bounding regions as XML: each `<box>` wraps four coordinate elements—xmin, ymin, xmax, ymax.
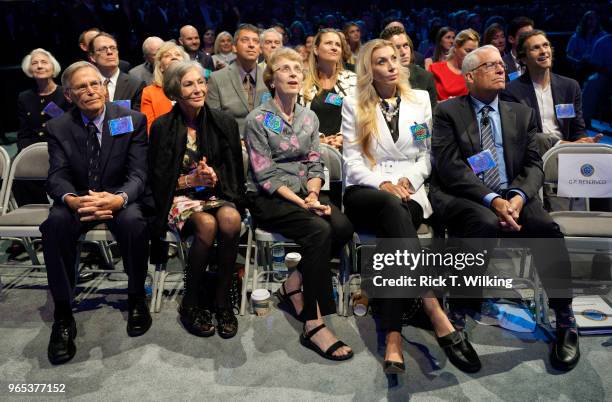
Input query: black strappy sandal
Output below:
<box><xmin>299</xmin><ymin>323</ymin><xmax>354</xmax><ymax>361</ymax></box>
<box><xmin>274</xmin><ymin>282</ymin><xmax>304</xmax><ymax>322</ymax></box>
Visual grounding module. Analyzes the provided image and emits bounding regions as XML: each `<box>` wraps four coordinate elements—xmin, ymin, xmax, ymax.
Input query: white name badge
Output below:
<box><xmin>557</xmin><ymin>153</ymin><xmax>612</xmax><ymax>197</ymax></box>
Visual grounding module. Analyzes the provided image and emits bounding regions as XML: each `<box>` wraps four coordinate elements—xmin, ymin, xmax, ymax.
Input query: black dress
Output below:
<box><xmin>309</xmin><ymin>89</ymin><xmax>343</xmax><ymax>136</ymax></box>
<box><xmin>15</xmin><ymin>85</ymin><xmax>70</xmax><ymax>205</ymax></box>
<box><xmin>17</xmin><ymin>86</ymin><xmax>70</xmax><ymax>151</ymax></box>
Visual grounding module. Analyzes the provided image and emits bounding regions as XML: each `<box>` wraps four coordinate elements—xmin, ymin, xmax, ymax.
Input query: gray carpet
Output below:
<box><xmin>1</xmin><ymin>263</ymin><xmax>611</xmax><ymax>402</ymax></box>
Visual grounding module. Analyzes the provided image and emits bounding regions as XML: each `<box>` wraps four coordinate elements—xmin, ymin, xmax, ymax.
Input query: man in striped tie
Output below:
<box><xmin>430</xmin><ymin>45</ymin><xmax>580</xmax><ymax>372</ymax></box>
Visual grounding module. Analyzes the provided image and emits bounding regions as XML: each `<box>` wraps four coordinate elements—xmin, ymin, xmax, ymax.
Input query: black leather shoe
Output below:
<box><xmin>48</xmin><ymin>318</ymin><xmax>77</xmax><ymax>365</ymax></box>
<box><xmin>550</xmin><ymin>327</ymin><xmax>580</xmax><ymax>371</ymax></box>
<box><xmin>127</xmin><ymin>300</ymin><xmax>152</xmax><ymax>337</ymax></box>
<box><xmin>179</xmin><ymin>305</ymin><xmax>215</xmax><ymax>337</ymax></box>
<box><xmin>215</xmin><ymin>308</ymin><xmax>238</xmax><ymax>339</ymax></box>
<box><xmin>437</xmin><ymin>330</ymin><xmax>481</xmax><ymax>373</ymax></box>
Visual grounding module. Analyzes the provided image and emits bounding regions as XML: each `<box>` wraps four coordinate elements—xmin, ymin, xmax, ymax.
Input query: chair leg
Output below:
<box><xmin>155</xmin><ymin>265</ymin><xmax>168</xmax><ymax>313</ymax></box>
<box><xmin>151</xmin><ymin>266</ymin><xmax>161</xmax><ymax>313</ymax></box>
<box><xmin>240</xmin><ymin>227</ymin><xmax>254</xmax><ymax>316</ymax></box>
<box><xmin>23</xmin><ymin>237</ymin><xmax>41</xmax><ymax>266</ymax></box>
<box><xmin>252</xmin><ymin>240</ymin><xmax>260</xmax><ymax>294</ymax></box>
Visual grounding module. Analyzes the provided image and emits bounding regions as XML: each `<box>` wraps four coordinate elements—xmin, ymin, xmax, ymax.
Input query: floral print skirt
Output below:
<box><xmin>167</xmin><ymin>195</ymin><xmax>232</xmax><ymax>233</ymax></box>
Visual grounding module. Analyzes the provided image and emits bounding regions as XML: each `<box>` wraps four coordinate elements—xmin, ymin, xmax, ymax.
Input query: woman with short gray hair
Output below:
<box><xmin>212</xmin><ymin>31</ymin><xmax>236</xmax><ymax>70</ymax></box>
<box><xmin>148</xmin><ymin>61</ymin><xmax>245</xmax><ymax>339</ymax></box>
<box><xmin>17</xmin><ymin>48</ymin><xmax>68</xmax><ymax>151</ymax></box>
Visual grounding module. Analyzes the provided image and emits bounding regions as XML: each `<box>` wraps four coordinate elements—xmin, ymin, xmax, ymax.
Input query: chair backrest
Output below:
<box><xmin>2</xmin><ymin>142</ymin><xmax>49</xmax><ymax>214</ymax></box>
<box><xmin>541</xmin><ymin>143</ymin><xmax>612</xmax><ymax>208</ymax></box>
<box><xmin>319</xmin><ymin>144</ymin><xmax>343</xmax><ymax>182</ymax></box>
<box><xmin>0</xmin><ymin>147</ymin><xmax>11</xmax><ymax>215</ymax></box>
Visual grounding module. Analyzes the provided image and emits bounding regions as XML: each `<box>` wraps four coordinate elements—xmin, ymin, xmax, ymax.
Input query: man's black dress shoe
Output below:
<box><xmin>127</xmin><ymin>299</ymin><xmax>152</xmax><ymax>337</ymax></box>
<box><xmin>550</xmin><ymin>327</ymin><xmax>580</xmax><ymax>371</ymax></box>
<box><xmin>437</xmin><ymin>330</ymin><xmax>482</xmax><ymax>373</ymax></box>
<box><xmin>48</xmin><ymin>318</ymin><xmax>77</xmax><ymax>365</ymax></box>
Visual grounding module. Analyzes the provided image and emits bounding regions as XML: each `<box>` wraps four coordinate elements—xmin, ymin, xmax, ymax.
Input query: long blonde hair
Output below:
<box><xmin>302</xmin><ymin>29</ymin><xmax>345</xmax><ymax>103</ymax></box>
<box><xmin>355</xmin><ymin>39</ymin><xmax>411</xmax><ymax>166</ymax></box>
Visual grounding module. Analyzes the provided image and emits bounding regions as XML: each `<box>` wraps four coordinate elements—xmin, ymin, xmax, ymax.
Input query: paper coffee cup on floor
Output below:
<box><xmin>284</xmin><ymin>252</ymin><xmax>302</xmax><ymax>269</ymax></box>
<box><xmin>251</xmin><ymin>289</ymin><xmax>271</xmax><ymax>316</ymax></box>
<box><xmin>352</xmin><ymin>290</ymin><xmax>369</xmax><ymax>317</ymax></box>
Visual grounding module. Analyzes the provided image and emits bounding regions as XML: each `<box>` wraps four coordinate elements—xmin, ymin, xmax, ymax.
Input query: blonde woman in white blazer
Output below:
<box><xmin>342</xmin><ymin>39</ymin><xmax>481</xmax><ymax>375</ymax></box>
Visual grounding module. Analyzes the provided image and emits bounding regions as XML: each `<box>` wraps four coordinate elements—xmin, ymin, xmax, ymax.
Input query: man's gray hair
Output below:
<box><xmin>61</xmin><ymin>61</ymin><xmax>103</xmax><ymax>88</ymax></box>
<box><xmin>461</xmin><ymin>45</ymin><xmax>499</xmax><ymax>75</ymax></box>
<box><xmin>142</xmin><ymin>36</ymin><xmax>163</xmax><ymax>56</ymax></box>
<box><xmin>21</xmin><ymin>48</ymin><xmax>61</xmax><ymax>78</ymax></box>
<box><xmin>163</xmin><ymin>61</ymin><xmax>206</xmax><ymax>101</ymax></box>
<box><xmin>260</xmin><ymin>28</ymin><xmax>283</xmax><ymax>45</ymax></box>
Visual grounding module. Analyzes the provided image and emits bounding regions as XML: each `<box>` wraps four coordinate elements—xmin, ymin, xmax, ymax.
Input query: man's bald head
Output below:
<box><xmin>179</xmin><ymin>25</ymin><xmax>201</xmax><ymax>54</ymax></box>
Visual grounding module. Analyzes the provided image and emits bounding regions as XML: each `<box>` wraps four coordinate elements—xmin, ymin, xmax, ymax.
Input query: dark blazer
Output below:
<box><xmin>430</xmin><ymin>95</ymin><xmax>543</xmax><ymax>217</ymax></box>
<box><xmin>148</xmin><ymin>104</ymin><xmax>246</xmax><ymax>237</ymax></box>
<box><xmin>113</xmin><ymin>71</ymin><xmax>146</xmax><ymax>112</ymax></box>
<box><xmin>500</xmin><ymin>71</ymin><xmax>586</xmax><ymax>142</ymax></box>
<box><xmin>45</xmin><ymin>102</ymin><xmax>148</xmax><ymax>205</ymax></box>
<box><xmin>502</xmin><ymin>52</ymin><xmax>519</xmax><ymax>75</ymax></box>
<box><xmin>412</xmin><ymin>51</ymin><xmax>425</xmax><ymax>68</ymax></box>
<box><xmin>409</xmin><ymin>64</ymin><xmax>438</xmax><ymax>109</ymax></box>
<box><xmin>17</xmin><ymin>86</ymin><xmax>70</xmax><ymax>151</ymax></box>
<box><xmin>192</xmin><ymin>50</ymin><xmax>215</xmax><ymax>72</ymax></box>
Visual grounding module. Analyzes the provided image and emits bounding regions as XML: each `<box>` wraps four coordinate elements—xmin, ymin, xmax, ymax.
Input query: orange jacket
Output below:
<box><xmin>141</xmin><ymin>85</ymin><xmax>173</xmax><ymax>134</ymax></box>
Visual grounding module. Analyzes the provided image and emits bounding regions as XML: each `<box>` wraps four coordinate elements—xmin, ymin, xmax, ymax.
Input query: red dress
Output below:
<box><xmin>429</xmin><ymin>61</ymin><xmax>468</xmax><ymax>101</ymax></box>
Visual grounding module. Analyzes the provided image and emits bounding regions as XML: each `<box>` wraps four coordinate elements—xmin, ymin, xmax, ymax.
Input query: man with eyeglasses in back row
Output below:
<box><xmin>88</xmin><ymin>32</ymin><xmax>146</xmax><ymax>111</ymax></box>
<box><xmin>429</xmin><ymin>44</ymin><xmax>581</xmax><ymax>372</ymax></box>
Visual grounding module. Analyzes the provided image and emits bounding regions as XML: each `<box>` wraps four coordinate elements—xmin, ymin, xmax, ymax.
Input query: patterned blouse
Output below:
<box><xmin>244</xmin><ymin>99</ymin><xmax>325</xmax><ymax>195</ymax></box>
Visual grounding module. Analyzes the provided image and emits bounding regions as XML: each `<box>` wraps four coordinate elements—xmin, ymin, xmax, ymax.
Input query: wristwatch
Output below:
<box><xmin>118</xmin><ymin>192</ymin><xmax>128</xmax><ymax>208</ymax></box>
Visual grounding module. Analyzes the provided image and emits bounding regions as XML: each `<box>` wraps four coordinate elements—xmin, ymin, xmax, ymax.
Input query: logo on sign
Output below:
<box><xmin>580</xmin><ymin>163</ymin><xmax>595</xmax><ymax>177</ymax></box>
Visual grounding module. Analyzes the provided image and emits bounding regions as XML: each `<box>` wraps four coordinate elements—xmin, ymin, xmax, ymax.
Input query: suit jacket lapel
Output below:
<box><xmin>113</xmin><ymin>72</ymin><xmax>128</xmax><ymax>101</ymax></box>
<box><xmin>254</xmin><ymin>65</ymin><xmax>267</xmax><ymax>107</ymax></box>
<box><xmin>499</xmin><ymin>101</ymin><xmax>516</xmax><ymax>180</ymax></box>
<box><xmin>458</xmin><ymin>97</ymin><xmax>480</xmax><ymax>154</ymax></box>
<box><xmin>229</xmin><ymin>63</ymin><xmax>249</xmax><ymax>110</ymax></box>
<box><xmin>549</xmin><ymin>73</ymin><xmax>566</xmax><ymax>134</ymax></box>
<box><xmin>375</xmin><ymin>105</ymin><xmax>404</xmax><ymax>159</ymax></box>
<box><xmin>521</xmin><ymin>73</ymin><xmax>542</xmax><ymax>132</ymax></box>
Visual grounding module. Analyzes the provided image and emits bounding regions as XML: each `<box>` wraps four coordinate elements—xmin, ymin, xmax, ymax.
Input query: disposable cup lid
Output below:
<box><xmin>285</xmin><ymin>252</ymin><xmax>302</xmax><ymax>261</ymax></box>
<box><xmin>252</xmin><ymin>288</ymin><xmax>271</xmax><ymax>301</ymax></box>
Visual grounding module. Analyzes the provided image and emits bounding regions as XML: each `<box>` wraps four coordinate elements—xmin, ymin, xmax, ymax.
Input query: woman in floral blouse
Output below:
<box><xmin>244</xmin><ymin>48</ymin><xmax>354</xmax><ymax>361</ymax></box>
<box><xmin>148</xmin><ymin>61</ymin><xmax>245</xmax><ymax>339</ymax></box>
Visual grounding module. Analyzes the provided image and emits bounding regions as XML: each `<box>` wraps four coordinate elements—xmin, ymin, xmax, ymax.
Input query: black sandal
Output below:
<box><xmin>275</xmin><ymin>282</ymin><xmax>304</xmax><ymax>322</ymax></box>
<box><xmin>299</xmin><ymin>323</ymin><xmax>354</xmax><ymax>361</ymax></box>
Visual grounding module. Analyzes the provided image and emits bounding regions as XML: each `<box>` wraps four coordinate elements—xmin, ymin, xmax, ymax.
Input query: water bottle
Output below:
<box><xmin>144</xmin><ymin>274</ymin><xmax>153</xmax><ymax>300</ymax></box>
<box><xmin>271</xmin><ymin>245</ymin><xmax>286</xmax><ymax>280</ymax></box>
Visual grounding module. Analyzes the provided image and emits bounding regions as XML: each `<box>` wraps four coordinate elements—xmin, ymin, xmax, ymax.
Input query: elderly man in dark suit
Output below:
<box><xmin>41</xmin><ymin>61</ymin><xmax>151</xmax><ymax>365</ymax></box>
<box><xmin>501</xmin><ymin>30</ymin><xmax>603</xmax><ymax>154</ymax></box>
<box><xmin>431</xmin><ymin>45</ymin><xmax>580</xmax><ymax>371</ymax></box>
<box><xmin>89</xmin><ymin>32</ymin><xmax>145</xmax><ymax>111</ymax></box>
<box><xmin>206</xmin><ymin>24</ymin><xmax>270</xmax><ymax>136</ymax></box>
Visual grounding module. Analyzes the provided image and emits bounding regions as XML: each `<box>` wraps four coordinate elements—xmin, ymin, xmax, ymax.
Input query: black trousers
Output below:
<box><xmin>40</xmin><ymin>203</ymin><xmax>149</xmax><ymax>310</ymax></box>
<box><xmin>344</xmin><ymin>185</ymin><xmax>424</xmax><ymax>332</ymax></box>
<box><xmin>443</xmin><ymin>195</ymin><xmax>572</xmax><ymax>311</ymax></box>
<box><xmin>247</xmin><ymin>192</ymin><xmax>353</xmax><ymax>321</ymax></box>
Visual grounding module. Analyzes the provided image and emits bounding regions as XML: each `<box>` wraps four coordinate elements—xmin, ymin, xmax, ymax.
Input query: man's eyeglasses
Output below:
<box><xmin>471</xmin><ymin>61</ymin><xmax>506</xmax><ymax>72</ymax></box>
<box><xmin>69</xmin><ymin>81</ymin><xmax>102</xmax><ymax>94</ymax></box>
<box><xmin>95</xmin><ymin>46</ymin><xmax>118</xmax><ymax>54</ymax></box>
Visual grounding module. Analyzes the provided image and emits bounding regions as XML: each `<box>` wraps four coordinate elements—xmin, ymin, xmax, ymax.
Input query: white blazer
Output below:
<box><xmin>342</xmin><ymin>89</ymin><xmax>433</xmax><ymax>218</ymax></box>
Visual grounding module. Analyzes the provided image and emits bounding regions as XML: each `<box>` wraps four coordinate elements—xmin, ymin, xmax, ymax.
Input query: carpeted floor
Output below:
<box><xmin>0</xmin><ymin>261</ymin><xmax>611</xmax><ymax>402</ymax></box>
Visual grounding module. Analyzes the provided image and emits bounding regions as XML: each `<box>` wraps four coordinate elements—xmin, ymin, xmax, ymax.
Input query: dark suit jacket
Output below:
<box><xmin>192</xmin><ymin>50</ymin><xmax>215</xmax><ymax>72</ymax></box>
<box><xmin>409</xmin><ymin>64</ymin><xmax>438</xmax><ymax>109</ymax></box>
<box><xmin>45</xmin><ymin>102</ymin><xmax>148</xmax><ymax>206</ymax></box>
<box><xmin>148</xmin><ymin>104</ymin><xmax>246</xmax><ymax>237</ymax></box>
<box><xmin>430</xmin><ymin>95</ymin><xmax>543</xmax><ymax>217</ymax></box>
<box><xmin>502</xmin><ymin>52</ymin><xmax>519</xmax><ymax>75</ymax></box>
<box><xmin>500</xmin><ymin>71</ymin><xmax>586</xmax><ymax>143</ymax></box>
<box><xmin>113</xmin><ymin>71</ymin><xmax>146</xmax><ymax>112</ymax></box>
<box><xmin>412</xmin><ymin>51</ymin><xmax>425</xmax><ymax>68</ymax></box>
